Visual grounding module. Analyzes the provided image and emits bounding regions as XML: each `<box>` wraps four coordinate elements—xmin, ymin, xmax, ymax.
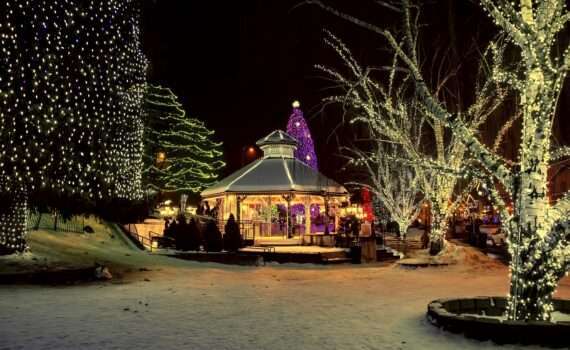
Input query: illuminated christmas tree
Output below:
<box><xmin>0</xmin><ymin>0</ymin><xmax>147</xmax><ymax>253</ymax></box>
<box><xmin>286</xmin><ymin>101</ymin><xmax>318</xmax><ymax>169</ymax></box>
<box><xmin>143</xmin><ymin>85</ymin><xmax>225</xmax><ymax>194</ymax></box>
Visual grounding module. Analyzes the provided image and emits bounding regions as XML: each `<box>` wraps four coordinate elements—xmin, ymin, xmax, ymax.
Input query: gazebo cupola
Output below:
<box><xmin>256</xmin><ymin>130</ymin><xmax>298</xmax><ymax>159</ymax></box>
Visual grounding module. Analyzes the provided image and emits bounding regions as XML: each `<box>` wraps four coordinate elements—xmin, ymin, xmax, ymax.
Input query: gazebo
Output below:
<box><xmin>201</xmin><ymin>130</ymin><xmax>349</xmax><ymax>244</ymax></box>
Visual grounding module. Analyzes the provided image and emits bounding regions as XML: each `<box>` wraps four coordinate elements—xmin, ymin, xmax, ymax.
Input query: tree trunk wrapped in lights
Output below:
<box><xmin>310</xmin><ymin>0</ymin><xmax>570</xmax><ymax>321</ymax></box>
<box><xmin>0</xmin><ymin>0</ymin><xmax>147</xmax><ymax>253</ymax></box>
<box><xmin>0</xmin><ymin>190</ymin><xmax>28</xmax><ymax>254</ymax></box>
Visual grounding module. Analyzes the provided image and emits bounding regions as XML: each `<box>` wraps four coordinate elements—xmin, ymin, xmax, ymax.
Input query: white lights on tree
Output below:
<box><xmin>143</xmin><ymin>85</ymin><xmax>225</xmax><ymax>194</ymax></box>
<box><xmin>347</xmin><ymin>143</ymin><xmax>424</xmax><ymax>238</ymax></box>
<box><xmin>0</xmin><ymin>0</ymin><xmax>147</xmax><ymax>253</ymax></box>
<box><xmin>319</xmin><ymin>31</ymin><xmax>505</xmax><ymax>254</ymax></box>
<box><xmin>310</xmin><ymin>0</ymin><xmax>570</xmax><ymax>321</ymax></box>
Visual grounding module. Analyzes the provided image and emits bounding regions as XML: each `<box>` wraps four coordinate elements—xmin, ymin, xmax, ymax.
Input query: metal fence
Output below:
<box><xmin>27</xmin><ymin>212</ymin><xmax>85</xmax><ymax>233</ymax></box>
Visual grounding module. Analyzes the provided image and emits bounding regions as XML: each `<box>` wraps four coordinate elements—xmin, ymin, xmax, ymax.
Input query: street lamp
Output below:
<box><xmin>156</xmin><ymin>151</ymin><xmax>166</xmax><ymax>167</ymax></box>
<box><xmin>242</xmin><ymin>146</ymin><xmax>257</xmax><ymax>166</ymax></box>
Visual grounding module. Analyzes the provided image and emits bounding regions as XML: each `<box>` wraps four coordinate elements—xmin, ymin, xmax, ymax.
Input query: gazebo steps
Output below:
<box><xmin>240</xmin><ymin>246</ymin><xmax>350</xmax><ymax>264</ymax></box>
<box><xmin>321</xmin><ymin>257</ymin><xmax>352</xmax><ymax>264</ymax></box>
<box><xmin>321</xmin><ymin>250</ymin><xmax>351</xmax><ymax>264</ymax></box>
<box><xmin>377</xmin><ymin>247</ymin><xmax>401</xmax><ymax>262</ymax></box>
<box><xmin>255</xmin><ymin>239</ymin><xmax>302</xmax><ymax>246</ymax></box>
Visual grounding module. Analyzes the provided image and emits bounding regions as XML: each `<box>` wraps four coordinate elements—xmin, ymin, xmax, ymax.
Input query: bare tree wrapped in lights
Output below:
<box><xmin>143</xmin><ymin>85</ymin><xmax>225</xmax><ymax>194</ymax></box>
<box><xmin>286</xmin><ymin>101</ymin><xmax>319</xmax><ymax>170</ymax></box>
<box><xmin>319</xmin><ymin>31</ymin><xmax>504</xmax><ymax>254</ymax></box>
<box><xmin>310</xmin><ymin>0</ymin><xmax>570</xmax><ymax>321</ymax></box>
<box><xmin>0</xmin><ymin>0</ymin><xmax>147</xmax><ymax>253</ymax></box>
<box><xmin>346</xmin><ymin>143</ymin><xmax>424</xmax><ymax>238</ymax></box>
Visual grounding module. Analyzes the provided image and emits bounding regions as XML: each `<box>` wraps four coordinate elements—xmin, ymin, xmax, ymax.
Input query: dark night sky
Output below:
<box><xmin>142</xmin><ymin>1</ymin><xmax>569</xmax><ymax>183</ymax></box>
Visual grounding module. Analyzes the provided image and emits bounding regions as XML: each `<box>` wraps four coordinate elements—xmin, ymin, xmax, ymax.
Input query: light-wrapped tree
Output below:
<box><xmin>310</xmin><ymin>0</ymin><xmax>570</xmax><ymax>321</ymax></box>
<box><xmin>319</xmin><ymin>31</ymin><xmax>504</xmax><ymax>254</ymax></box>
<box><xmin>286</xmin><ymin>101</ymin><xmax>319</xmax><ymax>170</ymax></box>
<box><xmin>143</xmin><ymin>85</ymin><xmax>225</xmax><ymax>194</ymax></box>
<box><xmin>346</xmin><ymin>142</ymin><xmax>424</xmax><ymax>238</ymax></box>
<box><xmin>0</xmin><ymin>0</ymin><xmax>147</xmax><ymax>253</ymax></box>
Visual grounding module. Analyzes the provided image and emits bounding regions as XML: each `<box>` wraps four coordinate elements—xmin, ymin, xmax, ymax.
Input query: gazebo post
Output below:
<box><xmin>236</xmin><ymin>194</ymin><xmax>247</xmax><ymax>237</ymax></box>
<box><xmin>267</xmin><ymin>195</ymin><xmax>272</xmax><ymax>237</ymax></box>
<box><xmin>304</xmin><ymin>196</ymin><xmax>311</xmax><ymax>237</ymax></box>
<box><xmin>282</xmin><ymin>194</ymin><xmax>293</xmax><ymax>239</ymax></box>
<box><xmin>334</xmin><ymin>204</ymin><xmax>340</xmax><ymax>233</ymax></box>
<box><xmin>324</xmin><ymin>194</ymin><xmax>330</xmax><ymax>233</ymax></box>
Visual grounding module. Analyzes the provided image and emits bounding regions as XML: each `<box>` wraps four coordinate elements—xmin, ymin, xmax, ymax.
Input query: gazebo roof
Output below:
<box><xmin>201</xmin><ymin>157</ymin><xmax>347</xmax><ymax>198</ymax></box>
<box><xmin>256</xmin><ymin>129</ymin><xmax>298</xmax><ymax>147</ymax></box>
<box><xmin>201</xmin><ymin>130</ymin><xmax>347</xmax><ymax>198</ymax></box>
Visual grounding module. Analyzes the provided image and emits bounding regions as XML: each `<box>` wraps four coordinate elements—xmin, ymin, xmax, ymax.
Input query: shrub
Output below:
<box><xmin>223</xmin><ymin>214</ymin><xmax>242</xmax><ymax>252</ymax></box>
<box><xmin>174</xmin><ymin>215</ymin><xmax>187</xmax><ymax>250</ymax></box>
<box><xmin>184</xmin><ymin>217</ymin><xmax>202</xmax><ymax>251</ymax></box>
<box><xmin>203</xmin><ymin>220</ymin><xmax>222</xmax><ymax>252</ymax></box>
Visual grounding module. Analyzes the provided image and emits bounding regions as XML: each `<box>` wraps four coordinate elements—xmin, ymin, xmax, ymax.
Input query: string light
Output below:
<box><xmin>143</xmin><ymin>85</ymin><xmax>225</xmax><ymax>193</ymax></box>
<box><xmin>311</xmin><ymin>0</ymin><xmax>569</xmax><ymax>321</ymax></box>
<box><xmin>0</xmin><ymin>0</ymin><xmax>147</xmax><ymax>253</ymax></box>
<box><xmin>286</xmin><ymin>101</ymin><xmax>319</xmax><ymax>170</ymax></box>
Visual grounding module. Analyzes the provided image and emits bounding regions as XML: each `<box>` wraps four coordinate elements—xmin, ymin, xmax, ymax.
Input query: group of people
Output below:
<box><xmin>160</xmin><ymin>212</ymin><xmax>242</xmax><ymax>252</ymax></box>
<box><xmin>163</xmin><ymin>215</ymin><xmax>201</xmax><ymax>251</ymax></box>
<box><xmin>196</xmin><ymin>201</ymin><xmax>219</xmax><ymax>219</ymax></box>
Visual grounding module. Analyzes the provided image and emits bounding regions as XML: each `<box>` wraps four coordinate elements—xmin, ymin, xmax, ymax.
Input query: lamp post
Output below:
<box><xmin>241</xmin><ymin>146</ymin><xmax>257</xmax><ymax>166</ymax></box>
<box><xmin>155</xmin><ymin>151</ymin><xmax>166</xmax><ymax>207</ymax></box>
<box><xmin>156</xmin><ymin>151</ymin><xmax>166</xmax><ymax>166</ymax></box>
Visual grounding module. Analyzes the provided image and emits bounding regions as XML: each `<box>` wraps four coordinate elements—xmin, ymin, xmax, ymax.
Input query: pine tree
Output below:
<box><xmin>143</xmin><ymin>85</ymin><xmax>225</xmax><ymax>194</ymax></box>
<box><xmin>223</xmin><ymin>213</ymin><xmax>242</xmax><ymax>252</ymax></box>
<box><xmin>286</xmin><ymin>101</ymin><xmax>319</xmax><ymax>169</ymax></box>
<box><xmin>0</xmin><ymin>0</ymin><xmax>147</xmax><ymax>253</ymax></box>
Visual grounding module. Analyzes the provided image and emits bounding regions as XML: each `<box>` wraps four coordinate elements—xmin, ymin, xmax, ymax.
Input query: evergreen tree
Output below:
<box><xmin>286</xmin><ymin>101</ymin><xmax>318</xmax><ymax>169</ymax></box>
<box><xmin>203</xmin><ymin>220</ymin><xmax>223</xmax><ymax>252</ymax></box>
<box><xmin>143</xmin><ymin>85</ymin><xmax>225</xmax><ymax>194</ymax></box>
<box><xmin>223</xmin><ymin>214</ymin><xmax>242</xmax><ymax>252</ymax></box>
<box><xmin>186</xmin><ymin>217</ymin><xmax>202</xmax><ymax>251</ymax></box>
<box><xmin>0</xmin><ymin>0</ymin><xmax>147</xmax><ymax>253</ymax></box>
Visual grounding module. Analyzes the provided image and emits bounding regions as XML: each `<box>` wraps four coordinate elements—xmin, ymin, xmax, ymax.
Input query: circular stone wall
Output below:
<box><xmin>427</xmin><ymin>297</ymin><xmax>570</xmax><ymax>348</ymax></box>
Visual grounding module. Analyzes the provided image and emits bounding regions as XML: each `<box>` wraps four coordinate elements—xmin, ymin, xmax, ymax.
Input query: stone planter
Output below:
<box><xmin>427</xmin><ymin>297</ymin><xmax>570</xmax><ymax>348</ymax></box>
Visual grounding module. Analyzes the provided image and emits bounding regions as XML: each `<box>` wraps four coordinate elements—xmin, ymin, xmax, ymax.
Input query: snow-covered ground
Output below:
<box><xmin>1</xmin><ymin>223</ymin><xmax>569</xmax><ymax>350</ymax></box>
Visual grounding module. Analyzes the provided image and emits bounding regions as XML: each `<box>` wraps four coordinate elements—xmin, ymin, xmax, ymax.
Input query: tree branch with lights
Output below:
<box><xmin>143</xmin><ymin>85</ymin><xmax>225</xmax><ymax>195</ymax></box>
<box><xmin>318</xmin><ymin>29</ymin><xmax>505</xmax><ymax>254</ymax></box>
<box><xmin>311</xmin><ymin>0</ymin><xmax>570</xmax><ymax>321</ymax></box>
<box><xmin>345</xmin><ymin>143</ymin><xmax>424</xmax><ymax>238</ymax></box>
